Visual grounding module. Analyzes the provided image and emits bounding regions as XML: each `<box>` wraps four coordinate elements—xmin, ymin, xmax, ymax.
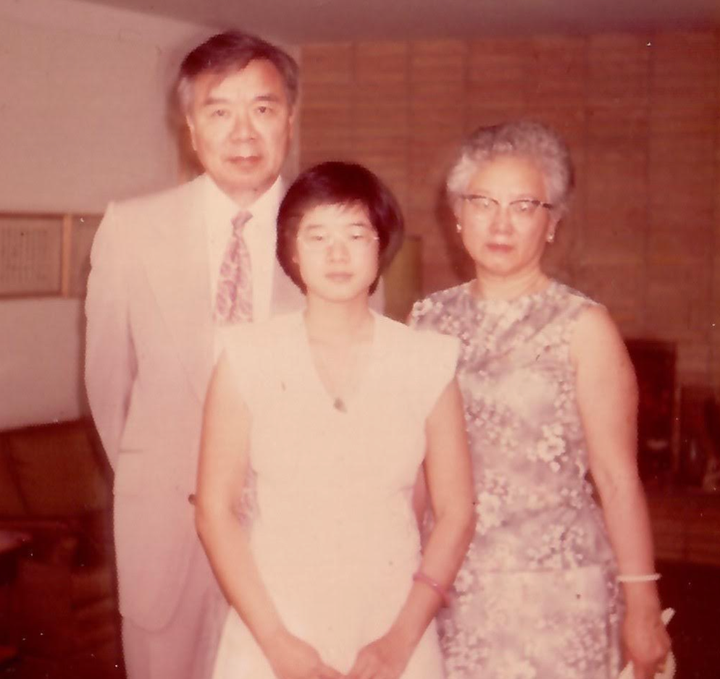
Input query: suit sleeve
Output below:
<box><xmin>85</xmin><ymin>202</ymin><xmax>136</xmax><ymax>470</ymax></box>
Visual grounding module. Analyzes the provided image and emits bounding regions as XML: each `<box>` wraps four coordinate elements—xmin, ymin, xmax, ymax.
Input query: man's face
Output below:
<box><xmin>186</xmin><ymin>59</ymin><xmax>294</xmax><ymax>206</ymax></box>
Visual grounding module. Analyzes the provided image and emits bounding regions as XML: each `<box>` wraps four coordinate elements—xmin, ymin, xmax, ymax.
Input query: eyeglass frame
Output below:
<box><xmin>295</xmin><ymin>224</ymin><xmax>380</xmax><ymax>253</ymax></box>
<box><xmin>459</xmin><ymin>193</ymin><xmax>554</xmax><ymax>223</ymax></box>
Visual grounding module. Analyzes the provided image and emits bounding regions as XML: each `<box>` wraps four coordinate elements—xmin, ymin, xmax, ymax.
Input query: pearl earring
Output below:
<box><xmin>456</xmin><ymin>223</ymin><xmax>462</xmax><ymax>233</ymax></box>
<box><xmin>547</xmin><ymin>232</ymin><xmax>555</xmax><ymax>244</ymax></box>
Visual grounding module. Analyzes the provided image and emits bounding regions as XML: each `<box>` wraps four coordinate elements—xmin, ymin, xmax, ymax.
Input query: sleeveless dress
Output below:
<box><xmin>411</xmin><ymin>280</ymin><xmax>622</xmax><ymax>679</ymax></box>
<box><xmin>212</xmin><ymin>311</ymin><xmax>458</xmax><ymax>679</ymax></box>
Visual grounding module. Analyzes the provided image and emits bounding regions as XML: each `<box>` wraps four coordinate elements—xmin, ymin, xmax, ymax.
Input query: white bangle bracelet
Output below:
<box><xmin>616</xmin><ymin>573</ymin><xmax>661</xmax><ymax>583</ymax></box>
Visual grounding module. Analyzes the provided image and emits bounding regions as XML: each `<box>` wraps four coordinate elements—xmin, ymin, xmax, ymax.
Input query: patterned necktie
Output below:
<box><xmin>215</xmin><ymin>210</ymin><xmax>253</xmax><ymax>325</ymax></box>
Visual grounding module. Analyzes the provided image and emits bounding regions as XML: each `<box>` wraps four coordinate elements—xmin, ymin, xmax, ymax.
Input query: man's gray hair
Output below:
<box><xmin>176</xmin><ymin>30</ymin><xmax>300</xmax><ymax>114</ymax></box>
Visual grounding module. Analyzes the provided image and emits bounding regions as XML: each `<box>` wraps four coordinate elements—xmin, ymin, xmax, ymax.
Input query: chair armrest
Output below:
<box><xmin>0</xmin><ymin>518</ymin><xmax>80</xmax><ymax>566</ymax></box>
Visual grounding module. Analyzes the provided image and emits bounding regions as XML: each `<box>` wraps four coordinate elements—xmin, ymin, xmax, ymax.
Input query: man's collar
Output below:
<box><xmin>202</xmin><ymin>173</ymin><xmax>284</xmax><ymax>218</ymax></box>
<box><xmin>250</xmin><ymin>175</ymin><xmax>284</xmax><ymax>218</ymax></box>
<box><xmin>203</xmin><ymin>174</ymin><xmax>239</xmax><ymax>225</ymax></box>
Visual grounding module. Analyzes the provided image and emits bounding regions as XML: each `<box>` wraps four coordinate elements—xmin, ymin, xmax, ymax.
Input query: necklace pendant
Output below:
<box><xmin>333</xmin><ymin>397</ymin><xmax>347</xmax><ymax>413</ymax></box>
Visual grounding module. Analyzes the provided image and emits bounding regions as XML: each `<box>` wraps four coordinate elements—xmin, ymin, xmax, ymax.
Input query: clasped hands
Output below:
<box><xmin>266</xmin><ymin>627</ymin><xmax>413</xmax><ymax>679</ymax></box>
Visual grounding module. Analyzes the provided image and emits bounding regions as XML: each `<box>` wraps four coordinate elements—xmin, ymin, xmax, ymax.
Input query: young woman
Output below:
<box><xmin>196</xmin><ymin>161</ymin><xmax>475</xmax><ymax>679</ymax></box>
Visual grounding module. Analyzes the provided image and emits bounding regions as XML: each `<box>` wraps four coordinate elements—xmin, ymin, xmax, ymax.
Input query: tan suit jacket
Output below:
<box><xmin>85</xmin><ymin>175</ymin><xmax>305</xmax><ymax>630</ymax></box>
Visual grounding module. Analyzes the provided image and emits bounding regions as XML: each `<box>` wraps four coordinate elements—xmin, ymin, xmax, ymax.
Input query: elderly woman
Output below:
<box><xmin>411</xmin><ymin>121</ymin><xmax>670</xmax><ymax>679</ymax></box>
<box><xmin>197</xmin><ymin>161</ymin><xmax>475</xmax><ymax>679</ymax></box>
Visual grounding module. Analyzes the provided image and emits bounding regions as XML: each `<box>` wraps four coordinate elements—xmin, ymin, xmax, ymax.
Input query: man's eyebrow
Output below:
<box><xmin>200</xmin><ymin>94</ymin><xmax>231</xmax><ymax>106</ymax></box>
<box><xmin>200</xmin><ymin>92</ymin><xmax>284</xmax><ymax>106</ymax></box>
<box><xmin>254</xmin><ymin>93</ymin><xmax>283</xmax><ymax>103</ymax></box>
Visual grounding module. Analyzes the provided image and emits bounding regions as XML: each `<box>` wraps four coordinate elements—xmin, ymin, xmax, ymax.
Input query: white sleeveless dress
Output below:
<box><xmin>212</xmin><ymin>311</ymin><xmax>458</xmax><ymax>679</ymax></box>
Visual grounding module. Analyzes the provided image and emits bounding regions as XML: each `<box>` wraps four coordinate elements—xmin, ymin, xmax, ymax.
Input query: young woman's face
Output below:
<box><xmin>294</xmin><ymin>202</ymin><xmax>380</xmax><ymax>303</ymax></box>
<box><xmin>457</xmin><ymin>154</ymin><xmax>559</xmax><ymax>280</ymax></box>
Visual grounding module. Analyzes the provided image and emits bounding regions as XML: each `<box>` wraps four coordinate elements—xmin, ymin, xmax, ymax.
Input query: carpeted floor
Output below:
<box><xmin>656</xmin><ymin>560</ymin><xmax>720</xmax><ymax>678</ymax></box>
<box><xmin>2</xmin><ymin>560</ymin><xmax>717</xmax><ymax>678</ymax></box>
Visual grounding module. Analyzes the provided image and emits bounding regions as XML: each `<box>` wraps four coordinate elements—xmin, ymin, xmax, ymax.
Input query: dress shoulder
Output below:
<box><xmin>417</xmin><ymin>328</ymin><xmax>460</xmax><ymax>410</ymax></box>
<box><xmin>378</xmin><ymin>313</ymin><xmax>460</xmax><ymax>417</ymax></box>
<box><xmin>377</xmin><ymin>312</ymin><xmax>459</xmax><ymax>362</ymax></box>
<box><xmin>409</xmin><ymin>283</ymin><xmax>470</xmax><ymax>328</ymax></box>
<box><xmin>219</xmin><ymin>313</ymin><xmax>302</xmax><ymax>400</ymax></box>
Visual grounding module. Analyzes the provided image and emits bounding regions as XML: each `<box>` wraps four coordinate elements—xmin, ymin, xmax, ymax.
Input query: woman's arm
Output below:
<box><xmin>571</xmin><ymin>305</ymin><xmax>671</xmax><ymax>679</ymax></box>
<box><xmin>196</xmin><ymin>354</ymin><xmax>341</xmax><ymax>679</ymax></box>
<box><xmin>347</xmin><ymin>379</ymin><xmax>476</xmax><ymax>679</ymax></box>
<box><xmin>411</xmin><ymin>465</ymin><xmax>429</xmax><ymax>531</ymax></box>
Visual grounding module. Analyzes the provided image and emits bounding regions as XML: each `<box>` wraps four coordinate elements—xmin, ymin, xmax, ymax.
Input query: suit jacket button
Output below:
<box><xmin>188</xmin><ymin>493</ymin><xmax>196</xmax><ymax>505</ymax></box>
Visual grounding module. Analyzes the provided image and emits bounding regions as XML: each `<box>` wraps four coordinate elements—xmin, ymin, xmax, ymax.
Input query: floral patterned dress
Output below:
<box><xmin>411</xmin><ymin>280</ymin><xmax>622</xmax><ymax>679</ymax></box>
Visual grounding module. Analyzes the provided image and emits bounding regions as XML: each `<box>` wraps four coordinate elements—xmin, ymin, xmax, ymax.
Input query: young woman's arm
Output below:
<box><xmin>572</xmin><ymin>306</ymin><xmax>671</xmax><ymax>679</ymax></box>
<box><xmin>347</xmin><ymin>378</ymin><xmax>476</xmax><ymax>679</ymax></box>
<box><xmin>196</xmin><ymin>353</ymin><xmax>341</xmax><ymax>679</ymax></box>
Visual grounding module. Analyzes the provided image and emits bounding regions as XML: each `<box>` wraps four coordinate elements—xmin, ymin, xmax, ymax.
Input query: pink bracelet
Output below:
<box><xmin>413</xmin><ymin>571</ymin><xmax>450</xmax><ymax>607</ymax></box>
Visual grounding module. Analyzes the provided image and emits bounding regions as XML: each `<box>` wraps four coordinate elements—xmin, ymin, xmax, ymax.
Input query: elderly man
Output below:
<box><xmin>85</xmin><ymin>31</ymin><xmax>305</xmax><ymax>679</ymax></box>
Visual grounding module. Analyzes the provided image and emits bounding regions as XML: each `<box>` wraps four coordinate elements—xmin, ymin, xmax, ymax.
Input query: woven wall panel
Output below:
<box><xmin>645</xmin><ymin>262</ymin><xmax>711</xmax><ymax>338</ymax></box>
<box><xmin>647</xmin><ymin>228</ymin><xmax>714</xmax><ymax>262</ymax></box>
<box><xmin>467</xmin><ymin>39</ymin><xmax>529</xmax><ymax>108</ymax></box>
<box><xmin>410</xmin><ymin>40</ymin><xmax>466</xmax><ymax>82</ymax></box>
<box><xmin>464</xmin><ymin>106</ymin><xmax>525</xmax><ymax>133</ymax></box>
<box><xmin>587</xmin><ymin>34</ymin><xmax>650</xmax><ymax>108</ymax></box>
<box><xmin>301</xmin><ymin>83</ymin><xmax>354</xmax><ymax>110</ymax></box>
<box><xmin>300</xmin><ymin>29</ymin><xmax>720</xmax><ymax>389</ymax></box>
<box><xmin>301</xmin><ymin>43</ymin><xmax>353</xmax><ymax>82</ymax></box>
<box><xmin>526</xmin><ymin>36</ymin><xmax>587</xmax><ymax>108</ymax></box>
<box><xmin>583</xmin><ymin>209</ymin><xmax>647</xmax><ymax>257</ymax></box>
<box><xmin>651</xmin><ymin>32</ymin><xmax>719</xmax><ymax>107</ymax></box>
<box><xmin>355</xmin><ymin>41</ymin><xmax>408</xmax><ymax>83</ymax></box>
<box><xmin>411</xmin><ymin>78</ymin><xmax>466</xmax><ymax>102</ymax></box>
<box><xmin>587</xmin><ymin>107</ymin><xmax>649</xmax><ymax>145</ymax></box>
<box><xmin>575</xmin><ymin>256</ymin><xmax>646</xmax><ymax>330</ymax></box>
<box><xmin>677</xmin><ymin>342</ymin><xmax>713</xmax><ymax>385</ymax></box>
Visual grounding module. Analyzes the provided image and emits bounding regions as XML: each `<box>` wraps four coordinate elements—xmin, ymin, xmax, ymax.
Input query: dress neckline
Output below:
<box><xmin>298</xmin><ymin>310</ymin><xmax>381</xmax><ymax>414</ymax></box>
<box><xmin>464</xmin><ymin>278</ymin><xmax>559</xmax><ymax>310</ymax></box>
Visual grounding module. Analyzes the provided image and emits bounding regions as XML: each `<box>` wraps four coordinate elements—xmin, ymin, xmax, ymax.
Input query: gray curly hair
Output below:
<box><xmin>447</xmin><ymin>120</ymin><xmax>575</xmax><ymax>217</ymax></box>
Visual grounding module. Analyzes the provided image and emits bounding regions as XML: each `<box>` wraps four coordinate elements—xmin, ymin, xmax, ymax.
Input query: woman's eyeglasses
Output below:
<box><xmin>297</xmin><ymin>226</ymin><xmax>379</xmax><ymax>253</ymax></box>
<box><xmin>460</xmin><ymin>194</ymin><xmax>553</xmax><ymax>226</ymax></box>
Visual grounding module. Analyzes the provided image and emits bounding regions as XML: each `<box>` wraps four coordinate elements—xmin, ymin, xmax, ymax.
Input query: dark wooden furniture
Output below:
<box><xmin>625</xmin><ymin>339</ymin><xmax>677</xmax><ymax>483</ymax></box>
<box><xmin>0</xmin><ymin>530</ymin><xmax>31</xmax><ymax>670</ymax></box>
<box><xmin>0</xmin><ymin>419</ymin><xmax>123</xmax><ymax>678</ymax></box>
<box><xmin>647</xmin><ymin>490</ymin><xmax>720</xmax><ymax>566</ymax></box>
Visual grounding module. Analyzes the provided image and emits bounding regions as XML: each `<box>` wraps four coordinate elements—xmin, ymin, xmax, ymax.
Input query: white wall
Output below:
<box><xmin>0</xmin><ymin>299</ymin><xmax>86</xmax><ymax>429</ymax></box>
<box><xmin>0</xmin><ymin>0</ymin><xmax>218</xmax><ymax>213</ymax></box>
<box><xmin>0</xmin><ymin>0</ymin><xmax>215</xmax><ymax>428</ymax></box>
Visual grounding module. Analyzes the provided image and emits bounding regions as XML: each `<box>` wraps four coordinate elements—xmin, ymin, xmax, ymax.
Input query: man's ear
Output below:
<box><xmin>287</xmin><ymin>106</ymin><xmax>296</xmax><ymax>141</ymax></box>
<box><xmin>185</xmin><ymin>115</ymin><xmax>198</xmax><ymax>152</ymax></box>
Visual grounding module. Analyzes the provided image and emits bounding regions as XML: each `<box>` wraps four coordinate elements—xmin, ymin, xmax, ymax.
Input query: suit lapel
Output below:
<box><xmin>139</xmin><ymin>176</ymin><xmax>306</xmax><ymax>401</ymax></box>
<box><xmin>140</xmin><ymin>177</ymin><xmax>215</xmax><ymax>401</ymax></box>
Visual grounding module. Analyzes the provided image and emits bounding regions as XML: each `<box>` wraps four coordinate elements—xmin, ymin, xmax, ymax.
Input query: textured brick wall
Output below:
<box><xmin>299</xmin><ymin>32</ymin><xmax>720</xmax><ymax>389</ymax></box>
